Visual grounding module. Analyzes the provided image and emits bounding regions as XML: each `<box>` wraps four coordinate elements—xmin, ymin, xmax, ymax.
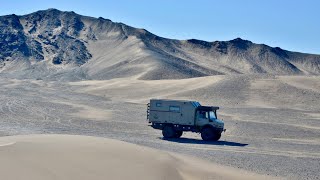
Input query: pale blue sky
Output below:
<box><xmin>1</xmin><ymin>0</ymin><xmax>319</xmax><ymax>54</ymax></box>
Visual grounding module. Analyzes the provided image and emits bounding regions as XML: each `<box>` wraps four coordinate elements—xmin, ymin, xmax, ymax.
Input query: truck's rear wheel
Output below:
<box><xmin>201</xmin><ymin>127</ymin><xmax>215</xmax><ymax>141</ymax></box>
<box><xmin>174</xmin><ymin>131</ymin><xmax>183</xmax><ymax>138</ymax></box>
<box><xmin>162</xmin><ymin>126</ymin><xmax>175</xmax><ymax>138</ymax></box>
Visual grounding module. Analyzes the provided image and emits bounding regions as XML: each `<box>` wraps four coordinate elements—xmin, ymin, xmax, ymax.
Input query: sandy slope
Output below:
<box><xmin>69</xmin><ymin>75</ymin><xmax>223</xmax><ymax>103</ymax></box>
<box><xmin>0</xmin><ymin>134</ymin><xmax>273</xmax><ymax>180</ymax></box>
<box><xmin>0</xmin><ymin>75</ymin><xmax>319</xmax><ymax>179</ymax></box>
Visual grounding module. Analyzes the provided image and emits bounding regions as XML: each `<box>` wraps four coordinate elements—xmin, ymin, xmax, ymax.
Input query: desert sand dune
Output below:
<box><xmin>0</xmin><ymin>75</ymin><xmax>319</xmax><ymax>179</ymax></box>
<box><xmin>69</xmin><ymin>75</ymin><xmax>223</xmax><ymax>102</ymax></box>
<box><xmin>0</xmin><ymin>134</ymin><xmax>274</xmax><ymax>180</ymax></box>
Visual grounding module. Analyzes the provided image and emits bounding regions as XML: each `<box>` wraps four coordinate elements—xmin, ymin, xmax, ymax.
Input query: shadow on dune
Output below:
<box><xmin>160</xmin><ymin>137</ymin><xmax>248</xmax><ymax>147</ymax></box>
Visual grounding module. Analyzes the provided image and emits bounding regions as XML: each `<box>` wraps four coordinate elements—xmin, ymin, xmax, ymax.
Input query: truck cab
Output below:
<box><xmin>147</xmin><ymin>99</ymin><xmax>225</xmax><ymax>141</ymax></box>
<box><xmin>195</xmin><ymin>106</ymin><xmax>224</xmax><ymax>140</ymax></box>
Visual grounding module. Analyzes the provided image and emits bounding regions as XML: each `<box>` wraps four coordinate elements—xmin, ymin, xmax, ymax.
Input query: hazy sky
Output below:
<box><xmin>1</xmin><ymin>0</ymin><xmax>319</xmax><ymax>54</ymax></box>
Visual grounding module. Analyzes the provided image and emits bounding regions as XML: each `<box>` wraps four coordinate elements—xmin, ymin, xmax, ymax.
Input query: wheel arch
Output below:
<box><xmin>201</xmin><ymin>124</ymin><xmax>215</xmax><ymax>131</ymax></box>
<box><xmin>161</xmin><ymin>123</ymin><xmax>173</xmax><ymax>130</ymax></box>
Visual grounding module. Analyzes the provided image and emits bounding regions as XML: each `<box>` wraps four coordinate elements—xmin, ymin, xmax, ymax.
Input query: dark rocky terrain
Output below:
<box><xmin>1</xmin><ymin>8</ymin><xmax>320</xmax><ymax>80</ymax></box>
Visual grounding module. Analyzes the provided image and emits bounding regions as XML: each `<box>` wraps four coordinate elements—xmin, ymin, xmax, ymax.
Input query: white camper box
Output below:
<box><xmin>148</xmin><ymin>99</ymin><xmax>201</xmax><ymax>125</ymax></box>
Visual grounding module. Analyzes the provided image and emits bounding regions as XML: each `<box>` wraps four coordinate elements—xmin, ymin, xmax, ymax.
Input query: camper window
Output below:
<box><xmin>169</xmin><ymin>106</ymin><xmax>180</xmax><ymax>112</ymax></box>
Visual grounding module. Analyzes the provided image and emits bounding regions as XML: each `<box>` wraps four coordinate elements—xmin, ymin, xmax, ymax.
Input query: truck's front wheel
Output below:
<box><xmin>201</xmin><ymin>127</ymin><xmax>215</xmax><ymax>141</ymax></box>
<box><xmin>212</xmin><ymin>133</ymin><xmax>221</xmax><ymax>141</ymax></box>
<box><xmin>162</xmin><ymin>125</ymin><xmax>175</xmax><ymax>138</ymax></box>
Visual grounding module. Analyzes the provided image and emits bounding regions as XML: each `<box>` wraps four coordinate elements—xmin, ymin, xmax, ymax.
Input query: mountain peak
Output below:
<box><xmin>228</xmin><ymin>38</ymin><xmax>252</xmax><ymax>50</ymax></box>
<box><xmin>230</xmin><ymin>37</ymin><xmax>251</xmax><ymax>43</ymax></box>
<box><xmin>36</xmin><ymin>8</ymin><xmax>63</xmax><ymax>14</ymax></box>
<box><xmin>46</xmin><ymin>8</ymin><xmax>60</xmax><ymax>11</ymax></box>
<box><xmin>0</xmin><ymin>10</ymin><xmax>320</xmax><ymax>80</ymax></box>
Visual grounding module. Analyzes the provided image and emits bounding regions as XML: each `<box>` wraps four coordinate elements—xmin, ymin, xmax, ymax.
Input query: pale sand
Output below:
<box><xmin>1</xmin><ymin>75</ymin><xmax>319</xmax><ymax>179</ymax></box>
<box><xmin>0</xmin><ymin>134</ymin><xmax>274</xmax><ymax>180</ymax></box>
<box><xmin>68</xmin><ymin>76</ymin><xmax>223</xmax><ymax>103</ymax></box>
<box><xmin>52</xmin><ymin>101</ymin><xmax>113</xmax><ymax>121</ymax></box>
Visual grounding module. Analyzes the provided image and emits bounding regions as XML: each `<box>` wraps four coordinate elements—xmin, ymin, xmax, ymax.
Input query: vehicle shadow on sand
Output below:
<box><xmin>160</xmin><ymin>137</ymin><xmax>248</xmax><ymax>147</ymax></box>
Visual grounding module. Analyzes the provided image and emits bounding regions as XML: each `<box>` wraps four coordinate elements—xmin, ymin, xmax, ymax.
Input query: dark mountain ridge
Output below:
<box><xmin>0</xmin><ymin>9</ymin><xmax>319</xmax><ymax>80</ymax></box>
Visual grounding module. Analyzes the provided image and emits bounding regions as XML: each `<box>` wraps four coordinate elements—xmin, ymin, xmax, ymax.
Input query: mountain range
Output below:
<box><xmin>1</xmin><ymin>8</ymin><xmax>320</xmax><ymax>80</ymax></box>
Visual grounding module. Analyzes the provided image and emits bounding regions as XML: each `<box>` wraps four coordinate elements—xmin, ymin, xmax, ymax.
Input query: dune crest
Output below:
<box><xmin>0</xmin><ymin>134</ymin><xmax>276</xmax><ymax>180</ymax></box>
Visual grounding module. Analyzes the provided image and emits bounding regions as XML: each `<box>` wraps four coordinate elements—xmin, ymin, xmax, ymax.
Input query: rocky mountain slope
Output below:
<box><xmin>0</xmin><ymin>9</ymin><xmax>320</xmax><ymax>80</ymax></box>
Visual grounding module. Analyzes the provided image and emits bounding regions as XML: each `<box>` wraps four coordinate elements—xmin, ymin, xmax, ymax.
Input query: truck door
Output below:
<box><xmin>195</xmin><ymin>110</ymin><xmax>209</xmax><ymax>127</ymax></box>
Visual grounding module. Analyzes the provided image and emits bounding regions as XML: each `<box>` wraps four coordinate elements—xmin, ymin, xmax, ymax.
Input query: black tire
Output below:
<box><xmin>212</xmin><ymin>133</ymin><xmax>221</xmax><ymax>141</ymax></box>
<box><xmin>201</xmin><ymin>127</ymin><xmax>215</xmax><ymax>141</ymax></box>
<box><xmin>162</xmin><ymin>125</ymin><xmax>175</xmax><ymax>138</ymax></box>
<box><xmin>174</xmin><ymin>131</ymin><xmax>183</xmax><ymax>138</ymax></box>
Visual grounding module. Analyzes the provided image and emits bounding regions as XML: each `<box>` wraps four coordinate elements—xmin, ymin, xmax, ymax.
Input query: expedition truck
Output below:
<box><xmin>147</xmin><ymin>99</ymin><xmax>225</xmax><ymax>141</ymax></box>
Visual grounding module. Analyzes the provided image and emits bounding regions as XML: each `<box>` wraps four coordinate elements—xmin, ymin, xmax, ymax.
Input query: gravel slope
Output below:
<box><xmin>0</xmin><ymin>75</ymin><xmax>319</xmax><ymax>179</ymax></box>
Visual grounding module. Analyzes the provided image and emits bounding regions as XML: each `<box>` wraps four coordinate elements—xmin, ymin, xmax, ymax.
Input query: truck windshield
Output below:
<box><xmin>209</xmin><ymin>111</ymin><xmax>217</xmax><ymax>119</ymax></box>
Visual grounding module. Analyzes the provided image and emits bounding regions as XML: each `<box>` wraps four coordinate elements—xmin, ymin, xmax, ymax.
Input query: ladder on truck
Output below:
<box><xmin>147</xmin><ymin>103</ymin><xmax>150</xmax><ymax>122</ymax></box>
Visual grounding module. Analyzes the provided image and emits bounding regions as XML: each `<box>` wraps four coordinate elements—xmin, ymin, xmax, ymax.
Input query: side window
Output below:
<box><xmin>156</xmin><ymin>103</ymin><xmax>162</xmax><ymax>107</ymax></box>
<box><xmin>197</xmin><ymin>111</ymin><xmax>208</xmax><ymax>119</ymax></box>
<box><xmin>169</xmin><ymin>106</ymin><xmax>180</xmax><ymax>112</ymax></box>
